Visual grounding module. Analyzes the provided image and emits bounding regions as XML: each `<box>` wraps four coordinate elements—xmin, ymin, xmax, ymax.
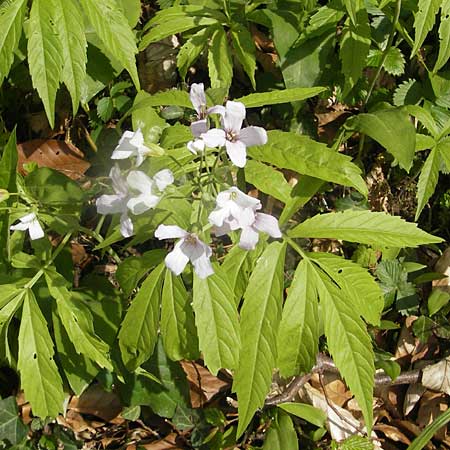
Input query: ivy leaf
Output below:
<box><xmin>0</xmin><ymin>0</ymin><xmax>27</xmax><ymax>86</ymax></box>
<box><xmin>262</xmin><ymin>410</ymin><xmax>298</xmax><ymax>450</ymax></box>
<box><xmin>118</xmin><ymin>264</ymin><xmax>165</xmax><ymax>370</ymax></box>
<box><xmin>54</xmin><ymin>0</ymin><xmax>87</xmax><ymax>115</ymax></box>
<box><xmin>345</xmin><ymin>108</ymin><xmax>416</xmax><ymax>172</ymax></box>
<box><xmin>248</xmin><ymin>131</ymin><xmax>367</xmax><ymax>196</ymax></box>
<box><xmin>80</xmin><ymin>0</ymin><xmax>140</xmax><ymax>89</ymax></box>
<box><xmin>314</xmin><ymin>268</ymin><xmax>374</xmax><ymax>434</ymax></box>
<box><xmin>18</xmin><ymin>289</ymin><xmax>65</xmax><ymax>418</ymax></box>
<box><xmin>231</xmin><ymin>25</ymin><xmax>256</xmax><ymax>89</ymax></box>
<box><xmin>0</xmin><ymin>396</ymin><xmax>28</xmax><ymax>445</ymax></box>
<box><xmin>412</xmin><ymin>0</ymin><xmax>441</xmax><ymax>56</ymax></box>
<box><xmin>161</xmin><ymin>270</ymin><xmax>199</xmax><ymax>361</ymax></box>
<box><xmin>177</xmin><ymin>27</ymin><xmax>212</xmax><ymax>79</ymax></box>
<box><xmin>192</xmin><ymin>265</ymin><xmax>240</xmax><ymax>375</ymax></box>
<box><xmin>234</xmin><ymin>242</ymin><xmax>286</xmax><ymax>438</ymax></box>
<box><xmin>208</xmin><ymin>26</ymin><xmax>233</xmax><ymax>91</ymax></box>
<box><xmin>28</xmin><ymin>0</ymin><xmax>63</xmax><ymax>128</ymax></box>
<box><xmin>277</xmin><ymin>259</ymin><xmax>319</xmax><ymax>377</ymax></box>
<box><xmin>416</xmin><ymin>146</ymin><xmax>440</xmax><ymax>220</ymax></box>
<box><xmin>434</xmin><ymin>0</ymin><xmax>450</xmax><ymax>72</ymax></box>
<box><xmin>289</xmin><ymin>210</ymin><xmax>442</xmax><ymax>247</ymax></box>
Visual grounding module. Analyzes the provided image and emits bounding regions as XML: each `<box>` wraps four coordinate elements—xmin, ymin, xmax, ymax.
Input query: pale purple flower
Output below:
<box><xmin>96</xmin><ymin>165</ymin><xmax>133</xmax><ymax>238</ymax></box>
<box><xmin>201</xmin><ymin>101</ymin><xmax>268</xmax><ymax>167</ymax></box>
<box><xmin>111</xmin><ymin>129</ymin><xmax>151</xmax><ymax>167</ymax></box>
<box><xmin>155</xmin><ymin>224</ymin><xmax>214</xmax><ymax>279</ymax></box>
<box><xmin>188</xmin><ymin>84</ymin><xmax>210</xmax><ymax>153</ymax></box>
<box><xmin>10</xmin><ymin>212</ymin><xmax>44</xmax><ymax>240</ymax></box>
<box><xmin>126</xmin><ymin>169</ymin><xmax>174</xmax><ymax>215</ymax></box>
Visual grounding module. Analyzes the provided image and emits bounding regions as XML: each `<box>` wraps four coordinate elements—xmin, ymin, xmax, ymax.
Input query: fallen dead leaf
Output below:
<box><xmin>139</xmin><ymin>433</ymin><xmax>183</xmax><ymax>449</ymax></box>
<box><xmin>374</xmin><ymin>423</ymin><xmax>411</xmax><ymax>445</ymax></box>
<box><xmin>403</xmin><ymin>383</ymin><xmax>426</xmax><ymax>416</ymax></box>
<box><xmin>433</xmin><ymin>247</ymin><xmax>450</xmax><ymax>293</ymax></box>
<box><xmin>422</xmin><ymin>357</ymin><xmax>450</xmax><ymax>395</ymax></box>
<box><xmin>417</xmin><ymin>391</ymin><xmax>448</xmax><ymax>442</ymax></box>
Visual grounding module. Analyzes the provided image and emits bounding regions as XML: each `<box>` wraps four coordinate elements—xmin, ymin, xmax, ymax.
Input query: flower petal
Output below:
<box><xmin>190</xmin><ymin>83</ymin><xmax>207</xmax><ymax>115</ymax></box>
<box><xmin>120</xmin><ymin>213</ymin><xmax>134</xmax><ymax>238</ymax></box>
<box><xmin>239</xmin><ymin>226</ymin><xmax>259</xmax><ymax>250</ymax></box>
<box><xmin>96</xmin><ymin>194</ymin><xmax>127</xmax><ymax>215</ymax></box>
<box><xmin>154</xmin><ymin>169</ymin><xmax>174</xmax><ymax>191</ymax></box>
<box><xmin>208</xmin><ymin>207</ymin><xmax>230</xmax><ymax>227</ymax></box>
<box><xmin>165</xmin><ymin>243</ymin><xmax>190</xmax><ymax>276</ymax></box>
<box><xmin>127</xmin><ymin>193</ymin><xmax>160</xmax><ymax>215</ymax></box>
<box><xmin>225</xmin><ymin>140</ymin><xmax>247</xmax><ymax>167</ymax></box>
<box><xmin>129</xmin><ymin>129</ymin><xmax>145</xmax><ymax>147</ymax></box>
<box><xmin>111</xmin><ymin>130</ymin><xmax>137</xmax><ymax>160</ymax></box>
<box><xmin>110</xmin><ymin>165</ymin><xmax>128</xmax><ymax>195</ymax></box>
<box><xmin>207</xmin><ymin>105</ymin><xmax>226</xmax><ymax>116</ymax></box>
<box><xmin>10</xmin><ymin>222</ymin><xmax>29</xmax><ymax>231</ymax></box>
<box><xmin>239</xmin><ymin>126</ymin><xmax>268</xmax><ymax>147</ymax></box>
<box><xmin>201</xmin><ymin>128</ymin><xmax>226</xmax><ymax>148</ymax></box>
<box><xmin>227</xmin><ymin>187</ymin><xmax>261</xmax><ymax>210</ymax></box>
<box><xmin>191</xmin><ymin>119</ymin><xmax>208</xmax><ymax>138</ymax></box>
<box><xmin>180</xmin><ymin>236</ymin><xmax>205</xmax><ymax>261</ymax></box>
<box><xmin>254</xmin><ymin>213</ymin><xmax>282</xmax><ymax>238</ymax></box>
<box><xmin>223</xmin><ymin>101</ymin><xmax>245</xmax><ymax>133</ymax></box>
<box><xmin>155</xmin><ymin>224</ymin><xmax>187</xmax><ymax>240</ymax></box>
<box><xmin>127</xmin><ymin>171</ymin><xmax>154</xmax><ymax>194</ymax></box>
<box><xmin>192</xmin><ymin>252</ymin><xmax>214</xmax><ymax>279</ymax></box>
<box><xmin>187</xmin><ymin>139</ymin><xmax>205</xmax><ymax>154</ymax></box>
<box><xmin>28</xmin><ymin>219</ymin><xmax>45</xmax><ymax>240</ymax></box>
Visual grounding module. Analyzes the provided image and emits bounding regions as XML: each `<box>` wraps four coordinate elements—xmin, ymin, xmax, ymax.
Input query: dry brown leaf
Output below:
<box><xmin>139</xmin><ymin>433</ymin><xmax>182</xmax><ymax>449</ymax></box>
<box><xmin>17</xmin><ymin>139</ymin><xmax>90</xmax><ymax>180</ymax></box>
<box><xmin>433</xmin><ymin>247</ymin><xmax>450</xmax><ymax>293</ymax></box>
<box><xmin>374</xmin><ymin>424</ymin><xmax>411</xmax><ymax>444</ymax></box>
<box><xmin>403</xmin><ymin>383</ymin><xmax>426</xmax><ymax>416</ymax></box>
<box><xmin>417</xmin><ymin>391</ymin><xmax>448</xmax><ymax>442</ymax></box>
<box><xmin>422</xmin><ymin>357</ymin><xmax>450</xmax><ymax>395</ymax></box>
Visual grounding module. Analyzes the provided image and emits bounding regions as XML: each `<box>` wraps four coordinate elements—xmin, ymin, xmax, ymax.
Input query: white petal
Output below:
<box><xmin>28</xmin><ymin>219</ymin><xmax>45</xmax><ymax>240</ymax></box>
<box><xmin>187</xmin><ymin>139</ymin><xmax>205</xmax><ymax>154</ymax></box>
<box><xmin>165</xmin><ymin>244</ymin><xmax>190</xmax><ymax>276</ymax></box>
<box><xmin>111</xmin><ymin>148</ymin><xmax>136</xmax><ymax>160</ymax></box>
<box><xmin>118</xmin><ymin>130</ymin><xmax>136</xmax><ymax>145</ymax></box>
<box><xmin>180</xmin><ymin>236</ymin><xmax>205</xmax><ymax>261</ymax></box>
<box><xmin>207</xmin><ymin>105</ymin><xmax>226</xmax><ymax>116</ymax></box>
<box><xmin>127</xmin><ymin>171</ymin><xmax>154</xmax><ymax>194</ymax></box>
<box><xmin>236</xmin><ymin>207</ymin><xmax>257</xmax><ymax>228</ymax></box>
<box><xmin>208</xmin><ymin>207</ymin><xmax>230</xmax><ymax>227</ymax></box>
<box><xmin>10</xmin><ymin>222</ymin><xmax>29</xmax><ymax>231</ymax></box>
<box><xmin>110</xmin><ymin>165</ymin><xmax>128</xmax><ymax>195</ymax></box>
<box><xmin>211</xmin><ymin>221</ymin><xmax>233</xmax><ymax>236</ymax></box>
<box><xmin>192</xmin><ymin>253</ymin><xmax>214</xmax><ymax>279</ymax></box>
<box><xmin>239</xmin><ymin>126</ymin><xmax>268</xmax><ymax>147</ymax></box>
<box><xmin>254</xmin><ymin>213</ymin><xmax>282</xmax><ymax>238</ymax></box>
<box><xmin>96</xmin><ymin>194</ymin><xmax>127</xmax><ymax>215</ymax></box>
<box><xmin>225</xmin><ymin>140</ymin><xmax>247</xmax><ymax>167</ymax></box>
<box><xmin>120</xmin><ymin>213</ymin><xmax>134</xmax><ymax>237</ymax></box>
<box><xmin>226</xmin><ymin>187</ymin><xmax>261</xmax><ymax>211</ymax></box>
<box><xmin>129</xmin><ymin>129</ymin><xmax>145</xmax><ymax>147</ymax></box>
<box><xmin>127</xmin><ymin>193</ymin><xmax>160</xmax><ymax>215</ymax></box>
<box><xmin>155</xmin><ymin>224</ymin><xmax>187</xmax><ymax>240</ymax></box>
<box><xmin>154</xmin><ymin>169</ymin><xmax>174</xmax><ymax>191</ymax></box>
<box><xmin>190</xmin><ymin>83</ymin><xmax>206</xmax><ymax>115</ymax></box>
<box><xmin>201</xmin><ymin>128</ymin><xmax>226</xmax><ymax>148</ymax></box>
<box><xmin>191</xmin><ymin>119</ymin><xmax>208</xmax><ymax>137</ymax></box>
<box><xmin>223</xmin><ymin>101</ymin><xmax>245</xmax><ymax>133</ymax></box>
<box><xmin>239</xmin><ymin>226</ymin><xmax>259</xmax><ymax>250</ymax></box>
<box><xmin>18</xmin><ymin>213</ymin><xmax>37</xmax><ymax>224</ymax></box>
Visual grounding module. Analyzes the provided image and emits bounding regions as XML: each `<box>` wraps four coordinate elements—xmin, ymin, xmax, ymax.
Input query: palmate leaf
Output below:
<box><xmin>416</xmin><ymin>146</ymin><xmax>440</xmax><ymax>220</ymax></box>
<box><xmin>277</xmin><ymin>259</ymin><xmax>319</xmax><ymax>377</ymax></box>
<box><xmin>18</xmin><ymin>289</ymin><xmax>65</xmax><ymax>418</ymax></box>
<box><xmin>233</xmin><ymin>242</ymin><xmax>286</xmax><ymax>437</ymax></box>
<box><xmin>177</xmin><ymin>27</ymin><xmax>212</xmax><ymax>79</ymax></box>
<box><xmin>289</xmin><ymin>210</ymin><xmax>442</xmax><ymax>247</ymax></box>
<box><xmin>79</xmin><ymin>0</ymin><xmax>140</xmax><ymax>89</ymax></box>
<box><xmin>28</xmin><ymin>0</ymin><xmax>63</xmax><ymax>128</ymax></box>
<box><xmin>434</xmin><ymin>0</ymin><xmax>450</xmax><ymax>72</ymax></box>
<box><xmin>314</xmin><ymin>268</ymin><xmax>374</xmax><ymax>434</ymax></box>
<box><xmin>308</xmin><ymin>252</ymin><xmax>384</xmax><ymax>326</ymax></box>
<box><xmin>54</xmin><ymin>0</ymin><xmax>87</xmax><ymax>115</ymax></box>
<box><xmin>192</xmin><ymin>265</ymin><xmax>240</xmax><ymax>374</ymax></box>
<box><xmin>412</xmin><ymin>0</ymin><xmax>441</xmax><ymax>56</ymax></box>
<box><xmin>118</xmin><ymin>263</ymin><xmax>165</xmax><ymax>370</ymax></box>
<box><xmin>0</xmin><ymin>0</ymin><xmax>27</xmax><ymax>86</ymax></box>
<box><xmin>262</xmin><ymin>410</ymin><xmax>298</xmax><ymax>450</ymax></box>
<box><xmin>231</xmin><ymin>25</ymin><xmax>256</xmax><ymax>89</ymax></box>
<box><xmin>208</xmin><ymin>26</ymin><xmax>233</xmax><ymax>91</ymax></box>
<box><xmin>248</xmin><ymin>130</ymin><xmax>367</xmax><ymax>196</ymax></box>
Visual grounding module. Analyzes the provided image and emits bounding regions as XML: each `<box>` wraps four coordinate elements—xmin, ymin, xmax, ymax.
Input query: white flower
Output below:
<box><xmin>201</xmin><ymin>101</ymin><xmax>268</xmax><ymax>167</ymax></box>
<box><xmin>126</xmin><ymin>169</ymin><xmax>174</xmax><ymax>215</ymax></box>
<box><xmin>96</xmin><ymin>165</ymin><xmax>133</xmax><ymax>238</ymax></box>
<box><xmin>155</xmin><ymin>224</ymin><xmax>214</xmax><ymax>279</ymax></box>
<box><xmin>111</xmin><ymin>129</ymin><xmax>151</xmax><ymax>167</ymax></box>
<box><xmin>187</xmin><ymin>138</ymin><xmax>205</xmax><ymax>155</ymax></box>
<box><xmin>10</xmin><ymin>212</ymin><xmax>44</xmax><ymax>240</ymax></box>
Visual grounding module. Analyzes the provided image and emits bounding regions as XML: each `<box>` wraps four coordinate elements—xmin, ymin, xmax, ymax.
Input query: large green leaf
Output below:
<box><xmin>345</xmin><ymin>108</ymin><xmax>416</xmax><ymax>172</ymax></box>
<box><xmin>208</xmin><ymin>26</ymin><xmax>233</xmax><ymax>91</ymax></box>
<box><xmin>0</xmin><ymin>0</ymin><xmax>26</xmax><ymax>86</ymax></box>
<box><xmin>0</xmin><ymin>128</ymin><xmax>18</xmax><ymax>191</ymax></box>
<box><xmin>28</xmin><ymin>0</ymin><xmax>63</xmax><ymax>128</ymax></box>
<box><xmin>233</xmin><ymin>242</ymin><xmax>286</xmax><ymax>437</ymax></box>
<box><xmin>289</xmin><ymin>210</ymin><xmax>442</xmax><ymax>247</ymax></box>
<box><xmin>18</xmin><ymin>289</ymin><xmax>65</xmax><ymax>418</ymax></box>
<box><xmin>44</xmin><ymin>267</ymin><xmax>113</xmax><ymax>371</ymax></box>
<box><xmin>0</xmin><ymin>396</ymin><xmax>28</xmax><ymax>445</ymax></box>
<box><xmin>177</xmin><ymin>27</ymin><xmax>212</xmax><ymax>79</ymax></box>
<box><xmin>161</xmin><ymin>270</ymin><xmax>199</xmax><ymax>361</ymax></box>
<box><xmin>314</xmin><ymin>268</ymin><xmax>374</xmax><ymax>434</ymax></box>
<box><xmin>118</xmin><ymin>263</ymin><xmax>165</xmax><ymax>370</ymax></box>
<box><xmin>277</xmin><ymin>402</ymin><xmax>326</xmax><ymax>428</ymax></box>
<box><xmin>412</xmin><ymin>0</ymin><xmax>441</xmax><ymax>56</ymax></box>
<box><xmin>416</xmin><ymin>146</ymin><xmax>440</xmax><ymax>220</ymax></box>
<box><xmin>277</xmin><ymin>259</ymin><xmax>319</xmax><ymax>377</ymax></box>
<box><xmin>192</xmin><ymin>265</ymin><xmax>240</xmax><ymax>374</ymax></box>
<box><xmin>248</xmin><ymin>130</ymin><xmax>367</xmax><ymax>196</ymax></box>
<box><xmin>434</xmin><ymin>0</ymin><xmax>450</xmax><ymax>72</ymax></box>
<box><xmin>262</xmin><ymin>410</ymin><xmax>298</xmax><ymax>450</ymax></box>
<box><xmin>342</xmin><ymin>0</ymin><xmax>363</xmax><ymax>26</ymax></box>
<box><xmin>80</xmin><ymin>0</ymin><xmax>139</xmax><ymax>88</ymax></box>
<box><xmin>308</xmin><ymin>252</ymin><xmax>384</xmax><ymax>326</ymax></box>
<box><xmin>231</xmin><ymin>25</ymin><xmax>256</xmax><ymax>89</ymax></box>
<box><xmin>54</xmin><ymin>0</ymin><xmax>87</xmax><ymax>114</ymax></box>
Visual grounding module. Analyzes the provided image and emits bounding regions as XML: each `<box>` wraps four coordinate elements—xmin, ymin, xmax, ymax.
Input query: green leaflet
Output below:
<box><xmin>277</xmin><ymin>259</ymin><xmax>319</xmax><ymax>377</ymax></box>
<box><xmin>262</xmin><ymin>410</ymin><xmax>298</xmax><ymax>450</ymax></box>
<box><xmin>245</xmin><ymin>160</ymin><xmax>291</xmax><ymax>204</ymax></box>
<box><xmin>161</xmin><ymin>270</ymin><xmax>199</xmax><ymax>361</ymax></box>
<box><xmin>434</xmin><ymin>0</ymin><xmax>450</xmax><ymax>72</ymax></box>
<box><xmin>208</xmin><ymin>26</ymin><xmax>233</xmax><ymax>91</ymax></box>
<box><xmin>236</xmin><ymin>87</ymin><xmax>326</xmax><ymax>108</ymax></box>
<box><xmin>416</xmin><ymin>146</ymin><xmax>440</xmax><ymax>220</ymax></box>
<box><xmin>54</xmin><ymin>0</ymin><xmax>87</xmax><ymax>115</ymax></box>
<box><xmin>118</xmin><ymin>263</ymin><xmax>165</xmax><ymax>370</ymax></box>
<box><xmin>18</xmin><ymin>289</ymin><xmax>65</xmax><ymax>418</ymax></box>
<box><xmin>0</xmin><ymin>128</ymin><xmax>17</xmax><ymax>192</ymax></box>
<box><xmin>80</xmin><ymin>0</ymin><xmax>139</xmax><ymax>89</ymax></box>
<box><xmin>308</xmin><ymin>252</ymin><xmax>384</xmax><ymax>326</ymax></box>
<box><xmin>408</xmin><ymin>408</ymin><xmax>450</xmax><ymax>450</ymax></box>
<box><xmin>438</xmin><ymin>138</ymin><xmax>450</xmax><ymax>172</ymax></box>
<box><xmin>28</xmin><ymin>0</ymin><xmax>63</xmax><ymax>128</ymax></box>
<box><xmin>412</xmin><ymin>0</ymin><xmax>441</xmax><ymax>56</ymax></box>
<box><xmin>314</xmin><ymin>268</ymin><xmax>374</xmax><ymax>434</ymax></box>
<box><xmin>44</xmin><ymin>267</ymin><xmax>113</xmax><ymax>371</ymax></box>
<box><xmin>406</xmin><ymin>105</ymin><xmax>439</xmax><ymax>138</ymax></box>
<box><xmin>289</xmin><ymin>210</ymin><xmax>442</xmax><ymax>247</ymax></box>
<box><xmin>277</xmin><ymin>402</ymin><xmax>326</xmax><ymax>428</ymax></box>
<box><xmin>230</xmin><ymin>25</ymin><xmax>256</xmax><ymax>89</ymax></box>
<box><xmin>0</xmin><ymin>0</ymin><xmax>26</xmax><ymax>86</ymax></box>
<box><xmin>248</xmin><ymin>130</ymin><xmax>367</xmax><ymax>196</ymax></box>
<box><xmin>345</xmin><ymin>108</ymin><xmax>416</xmax><ymax>172</ymax></box>
<box><xmin>234</xmin><ymin>242</ymin><xmax>286</xmax><ymax>438</ymax></box>
<box><xmin>192</xmin><ymin>265</ymin><xmax>240</xmax><ymax>375</ymax></box>
<box><xmin>177</xmin><ymin>27</ymin><xmax>212</xmax><ymax>79</ymax></box>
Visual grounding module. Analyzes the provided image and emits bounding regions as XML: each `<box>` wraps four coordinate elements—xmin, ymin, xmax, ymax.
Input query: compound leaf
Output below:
<box><xmin>412</xmin><ymin>0</ymin><xmax>441</xmax><ymax>56</ymax></box>
<box><xmin>416</xmin><ymin>146</ymin><xmax>440</xmax><ymax>220</ymax></box>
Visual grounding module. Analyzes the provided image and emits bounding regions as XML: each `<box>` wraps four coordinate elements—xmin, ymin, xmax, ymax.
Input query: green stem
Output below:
<box><xmin>283</xmin><ymin>235</ymin><xmax>308</xmax><ymax>260</ymax></box>
<box><xmin>79</xmin><ymin>226</ymin><xmax>122</xmax><ymax>264</ymax></box>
